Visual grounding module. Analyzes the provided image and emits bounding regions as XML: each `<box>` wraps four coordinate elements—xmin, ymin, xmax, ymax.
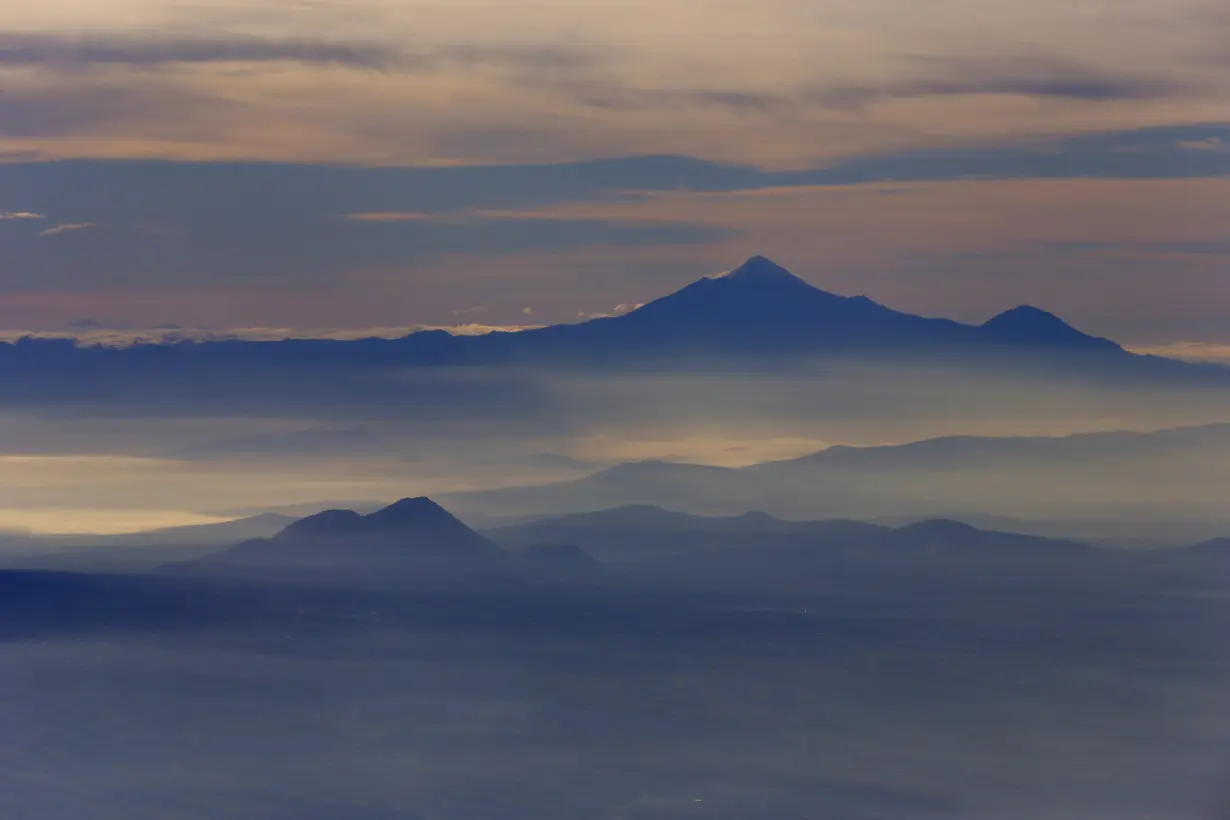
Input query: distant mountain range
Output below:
<box><xmin>444</xmin><ymin>423</ymin><xmax>1230</xmax><ymax>540</ymax></box>
<box><xmin>0</xmin><ymin>514</ymin><xmax>300</xmax><ymax>574</ymax></box>
<box><xmin>6</xmin><ymin>495</ymin><xmax>1227</xmax><ymax>587</ymax></box>
<box><xmin>81</xmin><ymin>513</ymin><xmax>297</xmax><ymax>546</ymax></box>
<box><xmin>1168</xmin><ymin>537</ymin><xmax>1230</xmax><ymax>562</ymax></box>
<box><xmin>2</xmin><ymin>256</ymin><xmax>1222</xmax><ymax>380</ymax></box>
<box><xmin>484</xmin><ymin>505</ymin><xmax>889</xmax><ymax>561</ymax></box>
<box><xmin>483</xmin><ymin>505</ymin><xmax>1092</xmax><ymax>564</ymax></box>
<box><xmin>7</xmin><ymin>423</ymin><xmax>1227</xmax><ymax>578</ymax></box>
<box><xmin>166</xmin><ymin>496</ymin><xmax>1110</xmax><ymax>584</ymax></box>
<box><xmin>165</xmin><ymin>496</ymin><xmax>1230</xmax><ymax>586</ymax></box>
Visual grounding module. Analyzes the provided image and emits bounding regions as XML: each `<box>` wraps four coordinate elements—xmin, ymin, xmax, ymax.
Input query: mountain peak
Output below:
<box><xmin>366</xmin><ymin>496</ymin><xmax>453</xmax><ymax>525</ymax></box>
<box><xmin>173</xmin><ymin>496</ymin><xmax>504</xmax><ymax>577</ymax></box>
<box><xmin>981</xmin><ymin>305</ymin><xmax>1120</xmax><ymax>350</ymax></box>
<box><xmin>474</xmin><ymin>254</ymin><xmax>1134</xmax><ymax>364</ymax></box>
<box><xmin>711</xmin><ymin>255</ymin><xmax>811</xmax><ymax>288</ymax></box>
<box><xmin>579</xmin><ymin>254</ymin><xmax>927</xmax><ymax>356</ymax></box>
<box><xmin>271</xmin><ymin>497</ymin><xmax>481</xmax><ymax>543</ymax></box>
<box><xmin>730</xmin><ymin>510</ymin><xmax>781</xmax><ymax>524</ymax></box>
<box><xmin>984</xmin><ymin>305</ymin><xmax>1068</xmax><ymax>327</ymax></box>
<box><xmin>897</xmin><ymin>518</ymin><xmax>981</xmax><ymax>538</ymax></box>
<box><xmin>277</xmin><ymin>508</ymin><xmax>363</xmax><ymax>539</ymax></box>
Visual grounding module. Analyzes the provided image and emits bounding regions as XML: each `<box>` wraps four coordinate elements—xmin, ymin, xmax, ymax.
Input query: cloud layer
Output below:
<box><xmin>1</xmin><ymin>0</ymin><xmax>1228</xmax><ymax>165</ymax></box>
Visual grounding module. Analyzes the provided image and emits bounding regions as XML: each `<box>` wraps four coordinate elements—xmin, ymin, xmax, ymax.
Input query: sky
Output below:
<box><xmin>0</xmin><ymin>0</ymin><xmax>1228</xmax><ymax>345</ymax></box>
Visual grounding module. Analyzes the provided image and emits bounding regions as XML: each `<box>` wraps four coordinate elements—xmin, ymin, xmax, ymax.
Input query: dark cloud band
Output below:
<box><xmin>0</xmin><ymin>32</ymin><xmax>598</xmax><ymax>73</ymax></box>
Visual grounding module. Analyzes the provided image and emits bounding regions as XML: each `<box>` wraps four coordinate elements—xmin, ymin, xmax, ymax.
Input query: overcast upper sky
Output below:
<box><xmin>1</xmin><ymin>0</ymin><xmax>1228</xmax><ymax>343</ymax></box>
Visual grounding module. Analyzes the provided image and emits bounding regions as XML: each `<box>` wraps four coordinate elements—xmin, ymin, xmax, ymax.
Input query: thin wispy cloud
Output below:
<box><xmin>1178</xmin><ymin>136</ymin><xmax>1228</xmax><ymax>150</ymax></box>
<box><xmin>575</xmin><ymin>303</ymin><xmax>642</xmax><ymax>321</ymax></box>
<box><xmin>1048</xmin><ymin>239</ymin><xmax>1230</xmax><ymax>260</ymax></box>
<box><xmin>38</xmin><ymin>222</ymin><xmax>97</xmax><ymax>237</ymax></box>
<box><xmin>810</xmin><ymin>55</ymin><xmax>1192</xmax><ymax>109</ymax></box>
<box><xmin>0</xmin><ymin>32</ymin><xmax>596</xmax><ymax>74</ymax></box>
<box><xmin>0</xmin><ymin>33</ymin><xmax>398</xmax><ymax>70</ymax></box>
<box><xmin>342</xmin><ymin>212</ymin><xmax>439</xmax><ymax>223</ymax></box>
<box><xmin>0</xmin><ymin>211</ymin><xmax>45</xmax><ymax>220</ymax></box>
<box><xmin>1126</xmin><ymin>342</ymin><xmax>1230</xmax><ymax>364</ymax></box>
<box><xmin>0</xmin><ymin>323</ymin><xmax>542</xmax><ymax>347</ymax></box>
<box><xmin>535</xmin><ymin>54</ymin><xmax>1188</xmax><ymax>116</ymax></box>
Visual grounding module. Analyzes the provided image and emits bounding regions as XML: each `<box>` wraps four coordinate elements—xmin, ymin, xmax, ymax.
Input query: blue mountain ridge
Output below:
<box><xmin>1</xmin><ymin>256</ymin><xmax>1143</xmax><ymax>366</ymax></box>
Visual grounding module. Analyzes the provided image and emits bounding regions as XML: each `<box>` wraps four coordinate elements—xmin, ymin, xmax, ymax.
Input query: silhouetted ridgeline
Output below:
<box><xmin>1</xmin><ymin>257</ymin><xmax>1224</xmax><ymax>386</ymax></box>
<box><xmin>441</xmin><ymin>423</ymin><xmax>1230</xmax><ymax>531</ymax></box>
<box><xmin>162</xmin><ymin>497</ymin><xmax>607</xmax><ymax>584</ymax></box>
<box><xmin>54</xmin><ymin>496</ymin><xmax>1228</xmax><ymax>589</ymax></box>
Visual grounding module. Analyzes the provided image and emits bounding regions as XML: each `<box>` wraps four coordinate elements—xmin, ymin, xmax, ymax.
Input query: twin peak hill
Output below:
<box><xmin>168</xmin><ymin>497</ymin><xmax>599</xmax><ymax>581</ymax></box>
